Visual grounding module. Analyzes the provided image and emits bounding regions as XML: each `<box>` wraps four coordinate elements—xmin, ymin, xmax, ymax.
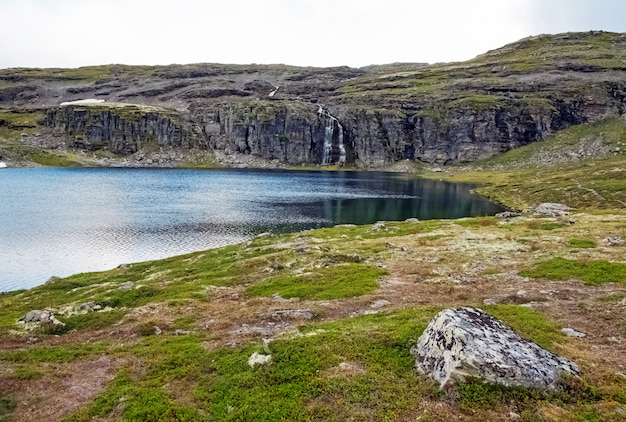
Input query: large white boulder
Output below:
<box><xmin>411</xmin><ymin>307</ymin><xmax>580</xmax><ymax>390</ymax></box>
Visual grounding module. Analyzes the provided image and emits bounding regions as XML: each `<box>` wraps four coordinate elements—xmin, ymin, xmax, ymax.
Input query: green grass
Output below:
<box><xmin>66</xmin><ymin>305</ymin><xmax>581</xmax><ymax>421</ymax></box>
<box><xmin>568</xmin><ymin>238</ymin><xmax>597</xmax><ymax>249</ymax></box>
<box><xmin>246</xmin><ymin>263</ymin><xmax>387</xmax><ymax>300</ymax></box>
<box><xmin>519</xmin><ymin>257</ymin><xmax>626</xmax><ymax>285</ymax></box>
<box><xmin>0</xmin><ymin>343</ymin><xmax>107</xmax><ymax>364</ymax></box>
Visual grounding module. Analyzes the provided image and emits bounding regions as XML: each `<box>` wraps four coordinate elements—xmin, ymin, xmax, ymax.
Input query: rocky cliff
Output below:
<box><xmin>1</xmin><ymin>31</ymin><xmax>625</xmax><ymax>167</ymax></box>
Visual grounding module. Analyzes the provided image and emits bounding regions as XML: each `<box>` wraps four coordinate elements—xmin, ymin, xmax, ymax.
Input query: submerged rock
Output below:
<box><xmin>411</xmin><ymin>307</ymin><xmax>580</xmax><ymax>390</ymax></box>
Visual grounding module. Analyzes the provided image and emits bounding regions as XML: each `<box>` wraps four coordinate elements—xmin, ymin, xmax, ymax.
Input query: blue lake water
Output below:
<box><xmin>0</xmin><ymin>168</ymin><xmax>505</xmax><ymax>291</ymax></box>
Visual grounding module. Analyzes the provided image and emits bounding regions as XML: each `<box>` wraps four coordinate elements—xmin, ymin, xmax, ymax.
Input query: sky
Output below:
<box><xmin>0</xmin><ymin>0</ymin><xmax>625</xmax><ymax>69</ymax></box>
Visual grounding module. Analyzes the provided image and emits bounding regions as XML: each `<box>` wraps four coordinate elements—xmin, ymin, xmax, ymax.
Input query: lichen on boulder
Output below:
<box><xmin>411</xmin><ymin>307</ymin><xmax>580</xmax><ymax>390</ymax></box>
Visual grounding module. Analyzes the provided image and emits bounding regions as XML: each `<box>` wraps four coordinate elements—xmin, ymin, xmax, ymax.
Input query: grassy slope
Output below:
<box><xmin>1</xmin><ymin>146</ymin><xmax>625</xmax><ymax>420</ymax></box>
<box><xmin>428</xmin><ymin>117</ymin><xmax>626</xmax><ymax>211</ymax></box>
<box><xmin>0</xmin><ymin>33</ymin><xmax>625</xmax><ymax>421</ymax></box>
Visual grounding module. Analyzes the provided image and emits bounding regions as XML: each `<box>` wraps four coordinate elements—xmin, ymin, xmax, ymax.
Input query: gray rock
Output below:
<box><xmin>269</xmin><ymin>309</ymin><xmax>315</xmax><ymax>321</ymax></box>
<box><xmin>535</xmin><ymin>203</ymin><xmax>573</xmax><ymax>217</ymax></box>
<box><xmin>370</xmin><ymin>300</ymin><xmax>391</xmax><ymax>309</ymax></box>
<box><xmin>496</xmin><ymin>211</ymin><xmax>520</xmax><ymax>219</ymax></box>
<box><xmin>561</xmin><ymin>327</ymin><xmax>586</xmax><ymax>337</ymax></box>
<box><xmin>18</xmin><ymin>310</ymin><xmax>65</xmax><ymax>326</ymax></box>
<box><xmin>411</xmin><ymin>307</ymin><xmax>580</xmax><ymax>390</ymax></box>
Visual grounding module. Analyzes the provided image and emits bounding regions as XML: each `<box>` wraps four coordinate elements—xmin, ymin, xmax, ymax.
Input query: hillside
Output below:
<box><xmin>0</xmin><ymin>31</ymin><xmax>625</xmax><ymax>421</ymax></box>
<box><xmin>1</xmin><ymin>31</ymin><xmax>625</xmax><ymax>168</ymax></box>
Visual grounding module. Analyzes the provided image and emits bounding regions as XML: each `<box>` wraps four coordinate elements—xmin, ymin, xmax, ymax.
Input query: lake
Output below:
<box><xmin>0</xmin><ymin>168</ymin><xmax>505</xmax><ymax>291</ymax></box>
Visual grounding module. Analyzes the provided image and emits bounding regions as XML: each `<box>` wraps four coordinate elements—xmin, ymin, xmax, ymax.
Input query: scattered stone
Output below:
<box><xmin>607</xmin><ymin>337</ymin><xmax>621</xmax><ymax>344</ymax></box>
<box><xmin>271</xmin><ymin>293</ymin><xmax>291</xmax><ymax>302</ymax></box>
<box><xmin>496</xmin><ymin>211</ymin><xmax>520</xmax><ymax>219</ymax></box>
<box><xmin>118</xmin><ymin>281</ymin><xmax>134</xmax><ymax>291</ymax></box>
<box><xmin>248</xmin><ymin>352</ymin><xmax>272</xmax><ymax>367</ymax></box>
<box><xmin>255</xmin><ymin>232</ymin><xmax>271</xmax><ymax>238</ymax></box>
<box><xmin>370</xmin><ymin>300</ymin><xmax>390</xmax><ymax>309</ymax></box>
<box><xmin>26</xmin><ymin>336</ymin><xmax>39</xmax><ymax>344</ymax></box>
<box><xmin>371</xmin><ymin>221</ymin><xmax>386</xmax><ymax>231</ymax></box>
<box><xmin>405</xmin><ymin>218</ymin><xmax>420</xmax><ymax>223</ymax></box>
<box><xmin>174</xmin><ymin>329</ymin><xmax>192</xmax><ymax>335</ymax></box>
<box><xmin>562</xmin><ymin>327</ymin><xmax>586</xmax><ymax>337</ymax></box>
<box><xmin>604</xmin><ymin>236</ymin><xmax>624</xmax><ymax>246</ymax></box>
<box><xmin>117</xmin><ymin>263</ymin><xmax>133</xmax><ymax>269</ymax></box>
<box><xmin>269</xmin><ymin>309</ymin><xmax>315</xmax><ymax>321</ymax></box>
<box><xmin>516</xmin><ymin>290</ymin><xmax>527</xmax><ymax>297</ymax></box>
<box><xmin>534</xmin><ymin>203</ymin><xmax>573</xmax><ymax>217</ymax></box>
<box><xmin>483</xmin><ymin>298</ymin><xmax>497</xmax><ymax>305</ymax></box>
<box><xmin>154</xmin><ymin>326</ymin><xmax>162</xmax><ymax>335</ymax></box>
<box><xmin>18</xmin><ymin>310</ymin><xmax>65</xmax><ymax>326</ymax></box>
<box><xmin>411</xmin><ymin>307</ymin><xmax>580</xmax><ymax>390</ymax></box>
<box><xmin>385</xmin><ymin>242</ymin><xmax>396</xmax><ymax>249</ymax></box>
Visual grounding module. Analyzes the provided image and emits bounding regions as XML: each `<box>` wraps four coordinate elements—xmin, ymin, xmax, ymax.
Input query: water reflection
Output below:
<box><xmin>0</xmin><ymin>168</ymin><xmax>504</xmax><ymax>291</ymax></box>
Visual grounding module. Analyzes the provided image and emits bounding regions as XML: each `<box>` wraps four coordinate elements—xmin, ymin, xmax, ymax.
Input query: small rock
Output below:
<box><xmin>154</xmin><ymin>326</ymin><xmax>162</xmax><ymax>335</ymax></box>
<box><xmin>271</xmin><ymin>293</ymin><xmax>290</xmax><ymax>302</ymax></box>
<box><xmin>45</xmin><ymin>276</ymin><xmax>61</xmax><ymax>284</ymax></box>
<box><xmin>607</xmin><ymin>336</ymin><xmax>621</xmax><ymax>344</ymax></box>
<box><xmin>496</xmin><ymin>211</ymin><xmax>520</xmax><ymax>219</ymax></box>
<box><xmin>483</xmin><ymin>298</ymin><xmax>497</xmax><ymax>305</ymax></box>
<box><xmin>405</xmin><ymin>218</ymin><xmax>420</xmax><ymax>223</ymax></box>
<box><xmin>604</xmin><ymin>236</ymin><xmax>624</xmax><ymax>246</ymax></box>
<box><xmin>509</xmin><ymin>412</ymin><xmax>521</xmax><ymax>420</ymax></box>
<box><xmin>269</xmin><ymin>309</ymin><xmax>315</xmax><ymax>321</ymax></box>
<box><xmin>516</xmin><ymin>290</ymin><xmax>527</xmax><ymax>297</ymax></box>
<box><xmin>26</xmin><ymin>336</ymin><xmax>39</xmax><ymax>344</ymax></box>
<box><xmin>370</xmin><ymin>300</ymin><xmax>390</xmax><ymax>309</ymax></box>
<box><xmin>118</xmin><ymin>281</ymin><xmax>134</xmax><ymax>291</ymax></box>
<box><xmin>248</xmin><ymin>352</ymin><xmax>272</xmax><ymax>367</ymax></box>
<box><xmin>371</xmin><ymin>221</ymin><xmax>386</xmax><ymax>231</ymax></box>
<box><xmin>18</xmin><ymin>310</ymin><xmax>65</xmax><ymax>326</ymax></box>
<box><xmin>174</xmin><ymin>329</ymin><xmax>192</xmax><ymax>335</ymax></box>
<box><xmin>561</xmin><ymin>327</ymin><xmax>585</xmax><ymax>337</ymax></box>
<box><xmin>535</xmin><ymin>203</ymin><xmax>573</xmax><ymax>217</ymax></box>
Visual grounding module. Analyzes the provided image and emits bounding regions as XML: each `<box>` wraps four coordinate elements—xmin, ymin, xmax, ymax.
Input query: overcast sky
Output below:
<box><xmin>1</xmin><ymin>0</ymin><xmax>624</xmax><ymax>69</ymax></box>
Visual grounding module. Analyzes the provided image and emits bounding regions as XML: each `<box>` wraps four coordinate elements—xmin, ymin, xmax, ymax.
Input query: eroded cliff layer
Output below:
<box><xmin>1</xmin><ymin>31</ymin><xmax>625</xmax><ymax>166</ymax></box>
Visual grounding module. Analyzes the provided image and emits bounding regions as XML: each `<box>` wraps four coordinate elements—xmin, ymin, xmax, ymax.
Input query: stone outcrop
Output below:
<box><xmin>411</xmin><ymin>307</ymin><xmax>580</xmax><ymax>390</ymax></box>
<box><xmin>18</xmin><ymin>310</ymin><xmax>65</xmax><ymax>326</ymax></box>
<box><xmin>44</xmin><ymin>104</ymin><xmax>200</xmax><ymax>155</ymax></box>
<box><xmin>2</xmin><ymin>32</ymin><xmax>625</xmax><ymax>167</ymax></box>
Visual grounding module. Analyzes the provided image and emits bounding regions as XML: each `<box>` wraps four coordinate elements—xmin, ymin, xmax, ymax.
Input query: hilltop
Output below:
<box><xmin>1</xmin><ymin>31</ymin><xmax>625</xmax><ymax>168</ymax></box>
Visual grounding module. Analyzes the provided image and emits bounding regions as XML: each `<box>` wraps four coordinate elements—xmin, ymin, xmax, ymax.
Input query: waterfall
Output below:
<box><xmin>318</xmin><ymin>106</ymin><xmax>346</xmax><ymax>165</ymax></box>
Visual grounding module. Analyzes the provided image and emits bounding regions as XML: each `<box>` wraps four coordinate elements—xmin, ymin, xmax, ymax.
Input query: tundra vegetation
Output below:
<box><xmin>0</xmin><ymin>32</ymin><xmax>625</xmax><ymax>421</ymax></box>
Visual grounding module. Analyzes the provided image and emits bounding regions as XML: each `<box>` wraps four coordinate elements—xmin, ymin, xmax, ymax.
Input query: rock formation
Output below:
<box><xmin>411</xmin><ymin>307</ymin><xmax>580</xmax><ymax>390</ymax></box>
<box><xmin>18</xmin><ymin>310</ymin><xmax>65</xmax><ymax>326</ymax></box>
<box><xmin>1</xmin><ymin>31</ymin><xmax>625</xmax><ymax>167</ymax></box>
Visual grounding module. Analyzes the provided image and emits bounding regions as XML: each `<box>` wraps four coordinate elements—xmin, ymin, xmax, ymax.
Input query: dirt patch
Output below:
<box><xmin>2</xmin><ymin>355</ymin><xmax>123</xmax><ymax>422</ymax></box>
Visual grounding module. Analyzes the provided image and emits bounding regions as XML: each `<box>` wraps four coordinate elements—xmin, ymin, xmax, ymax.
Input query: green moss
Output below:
<box><xmin>0</xmin><ymin>344</ymin><xmax>107</xmax><ymax>363</ymax></box>
<box><xmin>519</xmin><ymin>257</ymin><xmax>626</xmax><ymax>285</ymax></box>
<box><xmin>246</xmin><ymin>263</ymin><xmax>387</xmax><ymax>300</ymax></box>
<box><xmin>568</xmin><ymin>238</ymin><xmax>597</xmax><ymax>249</ymax></box>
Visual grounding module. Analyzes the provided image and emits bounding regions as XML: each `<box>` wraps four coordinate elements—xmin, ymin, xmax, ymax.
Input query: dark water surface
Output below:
<box><xmin>0</xmin><ymin>168</ymin><xmax>504</xmax><ymax>291</ymax></box>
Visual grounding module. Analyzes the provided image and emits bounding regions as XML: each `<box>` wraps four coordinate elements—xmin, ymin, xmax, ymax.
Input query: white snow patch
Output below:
<box><xmin>60</xmin><ymin>99</ymin><xmax>105</xmax><ymax>106</ymax></box>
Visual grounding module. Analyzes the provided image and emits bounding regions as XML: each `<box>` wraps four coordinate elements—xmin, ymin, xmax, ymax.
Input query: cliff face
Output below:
<box><xmin>2</xmin><ymin>31</ymin><xmax>626</xmax><ymax>167</ymax></box>
<box><xmin>44</xmin><ymin>104</ymin><xmax>199</xmax><ymax>155</ymax></box>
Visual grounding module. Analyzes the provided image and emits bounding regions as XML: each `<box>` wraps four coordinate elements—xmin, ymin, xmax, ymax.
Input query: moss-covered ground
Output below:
<box><xmin>0</xmin><ymin>198</ymin><xmax>624</xmax><ymax>420</ymax></box>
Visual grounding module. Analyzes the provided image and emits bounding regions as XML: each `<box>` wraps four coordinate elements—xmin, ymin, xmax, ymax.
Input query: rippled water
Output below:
<box><xmin>0</xmin><ymin>168</ymin><xmax>504</xmax><ymax>291</ymax></box>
